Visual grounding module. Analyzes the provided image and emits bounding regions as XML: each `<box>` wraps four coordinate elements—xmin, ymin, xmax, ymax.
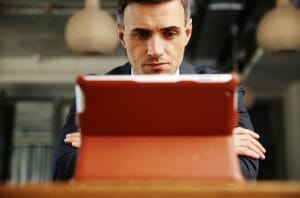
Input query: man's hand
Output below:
<box><xmin>233</xmin><ymin>127</ymin><xmax>266</xmax><ymax>160</ymax></box>
<box><xmin>64</xmin><ymin>132</ymin><xmax>81</xmax><ymax>149</ymax></box>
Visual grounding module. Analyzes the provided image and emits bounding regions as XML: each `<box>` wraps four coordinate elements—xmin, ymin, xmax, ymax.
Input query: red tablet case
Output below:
<box><xmin>74</xmin><ymin>74</ymin><xmax>244</xmax><ymax>182</ymax></box>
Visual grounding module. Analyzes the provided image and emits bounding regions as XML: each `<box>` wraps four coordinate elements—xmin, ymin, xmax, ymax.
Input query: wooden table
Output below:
<box><xmin>1</xmin><ymin>181</ymin><xmax>300</xmax><ymax>198</ymax></box>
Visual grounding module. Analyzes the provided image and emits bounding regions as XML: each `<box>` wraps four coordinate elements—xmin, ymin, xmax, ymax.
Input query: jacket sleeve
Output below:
<box><xmin>196</xmin><ymin>65</ymin><xmax>260</xmax><ymax>180</ymax></box>
<box><xmin>237</xmin><ymin>83</ymin><xmax>259</xmax><ymax>180</ymax></box>
<box><xmin>52</xmin><ymin>98</ymin><xmax>78</xmax><ymax>181</ymax></box>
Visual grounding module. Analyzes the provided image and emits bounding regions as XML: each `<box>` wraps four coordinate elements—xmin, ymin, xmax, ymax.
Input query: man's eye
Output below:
<box><xmin>134</xmin><ymin>32</ymin><xmax>150</xmax><ymax>40</ymax></box>
<box><xmin>163</xmin><ymin>31</ymin><xmax>178</xmax><ymax>38</ymax></box>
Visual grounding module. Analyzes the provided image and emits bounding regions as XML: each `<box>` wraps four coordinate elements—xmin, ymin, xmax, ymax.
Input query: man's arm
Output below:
<box><xmin>235</xmin><ymin>83</ymin><xmax>265</xmax><ymax>180</ymax></box>
<box><xmin>52</xmin><ymin>99</ymin><xmax>78</xmax><ymax>181</ymax></box>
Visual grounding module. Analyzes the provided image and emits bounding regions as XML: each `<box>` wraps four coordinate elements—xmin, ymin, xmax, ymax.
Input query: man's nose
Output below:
<box><xmin>147</xmin><ymin>36</ymin><xmax>163</xmax><ymax>58</ymax></box>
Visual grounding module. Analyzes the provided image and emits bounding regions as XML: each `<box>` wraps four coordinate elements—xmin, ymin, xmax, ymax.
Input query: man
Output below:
<box><xmin>53</xmin><ymin>0</ymin><xmax>266</xmax><ymax>181</ymax></box>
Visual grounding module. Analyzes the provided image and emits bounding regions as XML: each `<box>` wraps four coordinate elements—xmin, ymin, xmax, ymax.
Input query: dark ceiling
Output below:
<box><xmin>187</xmin><ymin>0</ymin><xmax>275</xmax><ymax>71</ymax></box>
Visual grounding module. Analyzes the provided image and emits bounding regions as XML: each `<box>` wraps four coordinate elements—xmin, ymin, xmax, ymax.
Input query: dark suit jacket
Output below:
<box><xmin>52</xmin><ymin>62</ymin><xmax>259</xmax><ymax>181</ymax></box>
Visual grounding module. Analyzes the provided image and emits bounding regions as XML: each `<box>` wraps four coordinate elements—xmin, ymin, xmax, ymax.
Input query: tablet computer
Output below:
<box><xmin>74</xmin><ymin>74</ymin><xmax>243</xmax><ymax>181</ymax></box>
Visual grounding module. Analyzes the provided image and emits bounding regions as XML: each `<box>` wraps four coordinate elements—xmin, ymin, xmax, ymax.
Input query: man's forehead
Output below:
<box><xmin>123</xmin><ymin>1</ymin><xmax>186</xmax><ymax>29</ymax></box>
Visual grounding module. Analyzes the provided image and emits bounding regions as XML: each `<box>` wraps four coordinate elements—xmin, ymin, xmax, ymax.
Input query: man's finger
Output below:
<box><xmin>237</xmin><ymin>146</ymin><xmax>261</xmax><ymax>159</ymax></box>
<box><xmin>64</xmin><ymin>131</ymin><xmax>82</xmax><ymax>149</ymax></box>
<box><xmin>64</xmin><ymin>137</ymin><xmax>80</xmax><ymax>143</ymax></box>
<box><xmin>242</xmin><ymin>140</ymin><xmax>265</xmax><ymax>160</ymax></box>
<box><xmin>249</xmin><ymin>136</ymin><xmax>266</xmax><ymax>154</ymax></box>
<box><xmin>65</xmin><ymin>132</ymin><xmax>81</xmax><ymax>138</ymax></box>
<box><xmin>233</xmin><ymin>127</ymin><xmax>260</xmax><ymax>139</ymax></box>
<box><xmin>236</xmin><ymin>133</ymin><xmax>265</xmax><ymax>151</ymax></box>
<box><xmin>238</xmin><ymin>133</ymin><xmax>266</xmax><ymax>155</ymax></box>
<box><xmin>71</xmin><ymin>141</ymin><xmax>81</xmax><ymax>149</ymax></box>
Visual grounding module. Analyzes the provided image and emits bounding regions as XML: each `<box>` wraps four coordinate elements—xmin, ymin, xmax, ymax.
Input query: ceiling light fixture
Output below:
<box><xmin>65</xmin><ymin>0</ymin><xmax>118</xmax><ymax>55</ymax></box>
<box><xmin>256</xmin><ymin>0</ymin><xmax>300</xmax><ymax>52</ymax></box>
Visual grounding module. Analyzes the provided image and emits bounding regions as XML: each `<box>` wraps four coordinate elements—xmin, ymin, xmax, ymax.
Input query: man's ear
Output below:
<box><xmin>184</xmin><ymin>19</ymin><xmax>192</xmax><ymax>46</ymax></box>
<box><xmin>117</xmin><ymin>24</ymin><xmax>126</xmax><ymax>48</ymax></box>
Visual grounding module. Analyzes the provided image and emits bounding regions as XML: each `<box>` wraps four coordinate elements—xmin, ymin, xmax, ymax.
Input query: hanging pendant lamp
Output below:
<box><xmin>256</xmin><ymin>0</ymin><xmax>300</xmax><ymax>52</ymax></box>
<box><xmin>65</xmin><ymin>0</ymin><xmax>118</xmax><ymax>54</ymax></box>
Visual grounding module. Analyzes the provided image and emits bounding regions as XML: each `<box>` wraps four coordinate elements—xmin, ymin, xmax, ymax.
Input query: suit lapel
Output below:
<box><xmin>179</xmin><ymin>61</ymin><xmax>197</xmax><ymax>74</ymax></box>
<box><xmin>120</xmin><ymin>62</ymin><xmax>131</xmax><ymax>74</ymax></box>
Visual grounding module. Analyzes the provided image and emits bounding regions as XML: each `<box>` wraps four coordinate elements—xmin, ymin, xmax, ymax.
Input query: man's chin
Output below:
<box><xmin>142</xmin><ymin>68</ymin><xmax>175</xmax><ymax>75</ymax></box>
<box><xmin>148</xmin><ymin>69</ymin><xmax>166</xmax><ymax>74</ymax></box>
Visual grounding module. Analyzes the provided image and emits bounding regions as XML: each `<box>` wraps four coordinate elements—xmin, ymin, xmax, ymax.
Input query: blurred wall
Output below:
<box><xmin>285</xmin><ymin>82</ymin><xmax>300</xmax><ymax>179</ymax></box>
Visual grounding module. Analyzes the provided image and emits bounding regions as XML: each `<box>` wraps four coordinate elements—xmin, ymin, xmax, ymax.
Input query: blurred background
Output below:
<box><xmin>0</xmin><ymin>0</ymin><xmax>300</xmax><ymax>184</ymax></box>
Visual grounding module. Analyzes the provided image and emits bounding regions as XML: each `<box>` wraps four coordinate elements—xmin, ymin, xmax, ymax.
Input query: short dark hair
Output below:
<box><xmin>116</xmin><ymin>0</ymin><xmax>191</xmax><ymax>25</ymax></box>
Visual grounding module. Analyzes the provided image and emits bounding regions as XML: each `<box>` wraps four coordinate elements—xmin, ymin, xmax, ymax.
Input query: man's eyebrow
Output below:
<box><xmin>131</xmin><ymin>28</ymin><xmax>151</xmax><ymax>33</ymax></box>
<box><xmin>161</xmin><ymin>26</ymin><xmax>181</xmax><ymax>31</ymax></box>
<box><xmin>131</xmin><ymin>26</ymin><xmax>181</xmax><ymax>33</ymax></box>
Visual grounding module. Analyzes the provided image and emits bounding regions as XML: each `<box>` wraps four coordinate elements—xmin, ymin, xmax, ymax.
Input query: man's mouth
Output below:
<box><xmin>144</xmin><ymin>62</ymin><xmax>168</xmax><ymax>68</ymax></box>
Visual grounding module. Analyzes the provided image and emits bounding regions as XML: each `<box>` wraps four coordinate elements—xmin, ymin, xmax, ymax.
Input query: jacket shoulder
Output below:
<box><xmin>106</xmin><ymin>63</ymin><xmax>131</xmax><ymax>75</ymax></box>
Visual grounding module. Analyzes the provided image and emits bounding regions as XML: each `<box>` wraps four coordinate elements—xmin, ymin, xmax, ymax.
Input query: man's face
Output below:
<box><xmin>118</xmin><ymin>0</ymin><xmax>192</xmax><ymax>74</ymax></box>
